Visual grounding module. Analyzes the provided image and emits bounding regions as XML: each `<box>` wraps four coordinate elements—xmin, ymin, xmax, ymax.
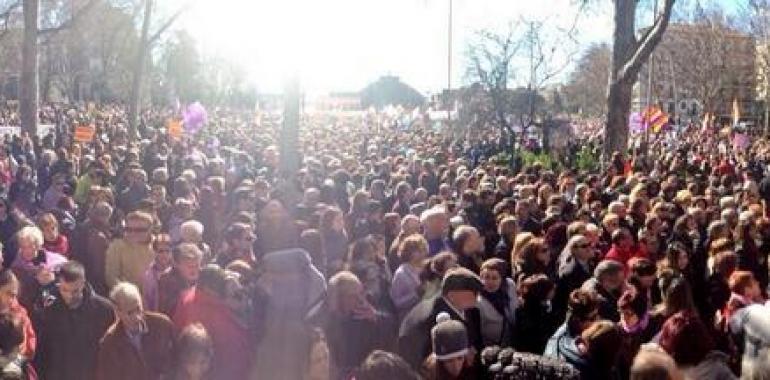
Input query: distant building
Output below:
<box><xmin>635</xmin><ymin>23</ymin><xmax>757</xmax><ymax>124</ymax></box>
<box><xmin>360</xmin><ymin>75</ymin><xmax>425</xmax><ymax>109</ymax></box>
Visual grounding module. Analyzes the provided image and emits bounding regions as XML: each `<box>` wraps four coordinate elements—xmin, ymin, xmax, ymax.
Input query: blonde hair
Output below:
<box><xmin>16</xmin><ymin>226</ymin><xmax>43</xmax><ymax>248</ymax></box>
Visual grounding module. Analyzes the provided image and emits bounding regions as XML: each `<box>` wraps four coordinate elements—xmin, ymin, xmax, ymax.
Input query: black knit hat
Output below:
<box><xmin>431</xmin><ymin>313</ymin><xmax>469</xmax><ymax>360</ymax></box>
<box><xmin>441</xmin><ymin>267</ymin><xmax>483</xmax><ymax>295</ymax></box>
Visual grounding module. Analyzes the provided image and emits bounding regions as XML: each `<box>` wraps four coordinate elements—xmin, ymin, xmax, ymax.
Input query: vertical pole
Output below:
<box><xmin>644</xmin><ymin>0</ymin><xmax>657</xmax><ymax>152</ymax></box>
<box><xmin>280</xmin><ymin>75</ymin><xmax>300</xmax><ymax>175</ymax></box>
<box><xmin>447</xmin><ymin>0</ymin><xmax>452</xmax><ymax>127</ymax></box>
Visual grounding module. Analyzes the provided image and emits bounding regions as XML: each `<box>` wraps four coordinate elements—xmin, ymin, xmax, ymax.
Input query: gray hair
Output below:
<box><xmin>594</xmin><ymin>260</ymin><xmax>624</xmax><ymax>281</ymax></box>
<box><xmin>16</xmin><ymin>226</ymin><xmax>43</xmax><ymax>248</ymax></box>
<box><xmin>110</xmin><ymin>281</ymin><xmax>143</xmax><ymax>309</ymax></box>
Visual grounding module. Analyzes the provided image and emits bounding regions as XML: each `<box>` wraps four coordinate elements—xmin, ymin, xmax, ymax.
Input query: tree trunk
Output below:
<box><xmin>20</xmin><ymin>0</ymin><xmax>38</xmax><ymax>136</ymax></box>
<box><xmin>603</xmin><ymin>0</ymin><xmax>676</xmax><ymax>160</ymax></box>
<box><xmin>128</xmin><ymin>0</ymin><xmax>153</xmax><ymax>136</ymax></box>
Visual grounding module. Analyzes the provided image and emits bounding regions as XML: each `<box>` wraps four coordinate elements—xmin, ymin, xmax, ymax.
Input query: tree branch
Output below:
<box><xmin>147</xmin><ymin>2</ymin><xmax>192</xmax><ymax>44</ymax></box>
<box><xmin>618</xmin><ymin>0</ymin><xmax>676</xmax><ymax>82</ymax></box>
<box><xmin>38</xmin><ymin>0</ymin><xmax>99</xmax><ymax>35</ymax></box>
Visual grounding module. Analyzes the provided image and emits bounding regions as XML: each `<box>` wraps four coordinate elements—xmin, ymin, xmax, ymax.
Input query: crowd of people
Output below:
<box><xmin>0</xmin><ymin>101</ymin><xmax>766</xmax><ymax>380</ymax></box>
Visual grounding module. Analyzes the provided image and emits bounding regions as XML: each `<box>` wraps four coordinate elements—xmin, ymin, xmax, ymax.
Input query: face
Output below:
<box><xmin>116</xmin><ymin>296</ymin><xmax>145</xmax><ymax>334</ymax></box>
<box><xmin>536</xmin><ymin>245</ymin><xmax>550</xmax><ymax>265</ymax></box>
<box><xmin>677</xmin><ymin>251</ymin><xmax>689</xmax><ymax>270</ymax></box>
<box><xmin>59</xmin><ymin>279</ymin><xmax>85</xmax><ymax>308</ymax></box>
<box><xmin>448</xmin><ymin>290</ymin><xmax>478</xmax><ymax>310</ymax></box>
<box><xmin>480</xmin><ymin>268</ymin><xmax>502</xmax><ymax>293</ymax></box>
<box><xmin>124</xmin><ymin>219</ymin><xmax>151</xmax><ymax>245</ymax></box>
<box><xmin>182</xmin><ymin>352</ymin><xmax>211</xmax><ymax>379</ymax></box>
<box><xmin>441</xmin><ymin>356</ymin><xmax>466</xmax><ymax>378</ymax></box>
<box><xmin>41</xmin><ymin>223</ymin><xmax>58</xmax><ymax>241</ymax></box>
<box><xmin>18</xmin><ymin>237</ymin><xmax>39</xmax><ymax>261</ymax></box>
<box><xmin>177</xmin><ymin>257</ymin><xmax>202</xmax><ymax>282</ymax></box>
<box><xmin>464</xmin><ymin>230</ymin><xmax>483</xmax><ymax>255</ymax></box>
<box><xmin>154</xmin><ymin>242</ymin><xmax>172</xmax><ymax>268</ymax></box>
<box><xmin>573</xmin><ymin>239</ymin><xmax>593</xmax><ymax>261</ymax></box>
<box><xmin>0</xmin><ymin>280</ymin><xmax>18</xmax><ymax>312</ymax></box>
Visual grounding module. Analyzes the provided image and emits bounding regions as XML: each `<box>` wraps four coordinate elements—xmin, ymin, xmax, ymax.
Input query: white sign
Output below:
<box><xmin>0</xmin><ymin>124</ymin><xmax>55</xmax><ymax>139</ymax></box>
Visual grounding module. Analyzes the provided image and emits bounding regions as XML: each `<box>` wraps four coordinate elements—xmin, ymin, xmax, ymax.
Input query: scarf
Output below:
<box><xmin>620</xmin><ymin>312</ymin><xmax>649</xmax><ymax>334</ymax></box>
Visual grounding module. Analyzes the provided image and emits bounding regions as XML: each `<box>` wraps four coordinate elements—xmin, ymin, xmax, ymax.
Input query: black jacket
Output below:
<box><xmin>32</xmin><ymin>284</ymin><xmax>115</xmax><ymax>380</ymax></box>
<box><xmin>554</xmin><ymin>259</ymin><xmax>592</xmax><ymax>321</ymax></box>
<box><xmin>398</xmin><ymin>296</ymin><xmax>482</xmax><ymax>369</ymax></box>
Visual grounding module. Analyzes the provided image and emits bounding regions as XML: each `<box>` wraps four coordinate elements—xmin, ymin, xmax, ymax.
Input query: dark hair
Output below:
<box><xmin>568</xmin><ymin>289</ymin><xmax>599</xmax><ymax>321</ymax></box>
<box><xmin>59</xmin><ymin>261</ymin><xmax>86</xmax><ymax>283</ymax></box>
<box><xmin>519</xmin><ymin>274</ymin><xmax>555</xmax><ymax>304</ymax></box>
<box><xmin>658</xmin><ymin>311</ymin><xmax>714</xmax><ymax>366</ymax></box>
<box><xmin>0</xmin><ymin>270</ymin><xmax>16</xmax><ymax>289</ymax></box>
<box><xmin>224</xmin><ymin>223</ymin><xmax>251</xmax><ymax>243</ymax></box>
<box><xmin>618</xmin><ymin>285</ymin><xmax>648</xmax><ymax>318</ymax></box>
<box><xmin>729</xmin><ymin>270</ymin><xmax>757</xmax><ymax>295</ymax></box>
<box><xmin>355</xmin><ymin>350</ymin><xmax>420</xmax><ymax>380</ymax></box>
<box><xmin>175</xmin><ymin>323</ymin><xmax>213</xmax><ymax>370</ymax></box>
<box><xmin>629</xmin><ymin>257</ymin><xmax>656</xmax><ymax>277</ymax></box>
<box><xmin>0</xmin><ymin>313</ymin><xmax>23</xmax><ymax>354</ymax></box>
<box><xmin>197</xmin><ymin>265</ymin><xmax>228</xmax><ymax>297</ymax></box>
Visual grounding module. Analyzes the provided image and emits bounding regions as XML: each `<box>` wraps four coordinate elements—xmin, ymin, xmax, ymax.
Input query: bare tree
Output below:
<box><xmin>564</xmin><ymin>43</ymin><xmax>611</xmax><ymax>118</ymax></box>
<box><xmin>747</xmin><ymin>0</ymin><xmax>770</xmax><ymax>133</ymax></box>
<box><xmin>603</xmin><ymin>0</ymin><xmax>676</xmax><ymax>159</ymax></box>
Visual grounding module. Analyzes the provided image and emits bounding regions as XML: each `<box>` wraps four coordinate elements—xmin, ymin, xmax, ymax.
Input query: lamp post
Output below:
<box><xmin>447</xmin><ymin>0</ymin><xmax>453</xmax><ymax>127</ymax></box>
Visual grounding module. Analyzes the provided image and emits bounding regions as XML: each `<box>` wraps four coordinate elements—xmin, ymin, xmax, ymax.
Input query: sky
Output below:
<box><xmin>177</xmin><ymin>0</ymin><xmax>744</xmax><ymax>95</ymax></box>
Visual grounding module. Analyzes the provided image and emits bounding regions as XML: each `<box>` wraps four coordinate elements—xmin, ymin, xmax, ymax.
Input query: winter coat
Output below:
<box><xmin>173</xmin><ymin>287</ymin><xmax>253</xmax><ymax>380</ymax></box>
<box><xmin>682</xmin><ymin>351</ymin><xmax>737</xmax><ymax>380</ymax></box>
<box><xmin>104</xmin><ymin>238</ymin><xmax>154</xmax><ymax>295</ymax></box>
<box><xmin>95</xmin><ymin>312</ymin><xmax>175</xmax><ymax>380</ymax></box>
<box><xmin>514</xmin><ymin>301</ymin><xmax>560</xmax><ymax>354</ymax></box>
<box><xmin>70</xmin><ymin>220</ymin><xmax>111</xmax><ymax>296</ymax></box>
<box><xmin>581</xmin><ymin>278</ymin><xmax>621</xmax><ymax>322</ymax></box>
<box><xmin>390</xmin><ymin>264</ymin><xmax>421</xmax><ymax>319</ymax></box>
<box><xmin>554</xmin><ymin>258</ymin><xmax>592</xmax><ymax>321</ymax></box>
<box><xmin>398</xmin><ymin>296</ymin><xmax>483</xmax><ymax>370</ymax></box>
<box><xmin>251</xmin><ymin>248</ymin><xmax>327</xmax><ymax>380</ymax></box>
<box><xmin>477</xmin><ymin>278</ymin><xmax>518</xmax><ymax>347</ymax></box>
<box><xmin>544</xmin><ymin>323</ymin><xmax>589</xmax><ymax>374</ymax></box>
<box><xmin>11</xmin><ymin>250</ymin><xmax>67</xmax><ymax>312</ymax></box>
<box><xmin>156</xmin><ymin>268</ymin><xmax>193</xmax><ymax>317</ymax></box>
<box><xmin>729</xmin><ymin>303</ymin><xmax>770</xmax><ymax>376</ymax></box>
<box><xmin>32</xmin><ymin>284</ymin><xmax>115</xmax><ymax>380</ymax></box>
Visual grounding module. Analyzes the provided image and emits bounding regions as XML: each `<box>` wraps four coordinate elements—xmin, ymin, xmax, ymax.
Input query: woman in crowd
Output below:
<box><xmin>476</xmin><ymin>258</ymin><xmax>517</xmax><ymax>347</ymax></box>
<box><xmin>514</xmin><ymin>273</ymin><xmax>558</xmax><ymax>354</ymax></box>
<box><xmin>390</xmin><ymin>235</ymin><xmax>428</xmax><ymax>319</ymax></box>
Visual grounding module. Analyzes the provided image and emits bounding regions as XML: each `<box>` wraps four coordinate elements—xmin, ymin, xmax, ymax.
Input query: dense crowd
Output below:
<box><xmin>0</xmin><ymin>101</ymin><xmax>767</xmax><ymax>380</ymax></box>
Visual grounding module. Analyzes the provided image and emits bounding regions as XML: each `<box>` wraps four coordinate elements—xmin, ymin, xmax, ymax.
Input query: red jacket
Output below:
<box><xmin>605</xmin><ymin>244</ymin><xmax>647</xmax><ymax>270</ymax></box>
<box><xmin>172</xmin><ymin>287</ymin><xmax>253</xmax><ymax>380</ymax></box>
<box><xmin>11</xmin><ymin>302</ymin><xmax>35</xmax><ymax>359</ymax></box>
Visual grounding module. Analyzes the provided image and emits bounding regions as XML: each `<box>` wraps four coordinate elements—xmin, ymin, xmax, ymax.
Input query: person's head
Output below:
<box><xmin>180</xmin><ymin>220</ymin><xmax>204</xmax><ymax>244</ymax></box>
<box><xmin>320</xmin><ymin>207</ymin><xmax>345</xmax><ymax>233</ymax></box>
<box><xmin>431</xmin><ymin>313</ymin><xmax>469</xmax><ymax>378</ymax></box>
<box><xmin>517</xmin><ymin>238</ymin><xmax>549</xmax><ymax>271</ymax></box>
<box><xmin>479</xmin><ymin>258</ymin><xmax>507</xmax><ymax>293</ymax></box>
<box><xmin>713</xmin><ymin>251</ymin><xmax>738</xmax><ymax>279</ymax></box>
<box><xmin>401</xmin><ymin>214</ymin><xmax>420</xmax><ymax>235</ymax></box>
<box><xmin>124</xmin><ymin>211</ymin><xmax>153</xmax><ymax>245</ymax></box>
<box><xmin>665</xmin><ymin>242</ymin><xmax>690</xmax><ymax>272</ymax></box>
<box><xmin>421</xmin><ymin>207</ymin><xmax>448</xmax><ymax>238</ymax></box>
<box><xmin>152</xmin><ymin>233</ymin><xmax>172</xmax><ymax>269</ymax></box>
<box><xmin>110</xmin><ymin>282</ymin><xmax>145</xmax><ymax>334</ymax></box>
<box><xmin>0</xmin><ymin>270</ymin><xmax>18</xmax><ymax>313</ymax></box>
<box><xmin>567</xmin><ymin>235</ymin><xmax>593</xmax><ymax>262</ymax></box>
<box><xmin>497</xmin><ymin>216</ymin><xmax>518</xmax><ymax>242</ymax></box>
<box><xmin>567</xmin><ymin>289</ymin><xmax>600</xmax><ymax>332</ymax></box>
<box><xmin>441</xmin><ymin>267</ymin><xmax>482</xmax><ymax>310</ymax></box>
<box><xmin>58</xmin><ymin>261</ymin><xmax>86</xmax><ymax>308</ymax></box>
<box><xmin>658</xmin><ymin>311</ymin><xmax>714</xmax><ymax>366</ymax></box>
<box><xmin>224</xmin><ymin>222</ymin><xmax>254</xmax><ymax>254</ymax></box>
<box><xmin>88</xmin><ymin>201</ymin><xmax>113</xmax><ymax>226</ymax></box>
<box><xmin>729</xmin><ymin>270</ymin><xmax>762</xmax><ymax>301</ymax></box>
<box><xmin>173</xmin><ymin>243</ymin><xmax>203</xmax><ymax>283</ymax></box>
<box><xmin>15</xmin><ymin>226</ymin><xmax>43</xmax><ymax>262</ymax></box>
<box><xmin>629</xmin><ymin>346</ymin><xmax>682</xmax><ymax>380</ymax></box>
<box><xmin>618</xmin><ymin>285</ymin><xmax>648</xmax><ymax>327</ymax></box>
<box><xmin>580</xmin><ymin>321</ymin><xmax>623</xmax><ymax>369</ymax></box>
<box><xmin>518</xmin><ymin>274</ymin><xmax>555</xmax><ymax>305</ymax></box>
<box><xmin>629</xmin><ymin>257</ymin><xmax>656</xmax><ymax>289</ymax></box>
<box><xmin>355</xmin><ymin>350</ymin><xmax>421</xmax><ymax>380</ymax></box>
<box><xmin>451</xmin><ymin>225</ymin><xmax>483</xmax><ymax>257</ymax></box>
<box><xmin>594</xmin><ymin>260</ymin><xmax>625</xmax><ymax>292</ymax></box>
<box><xmin>36</xmin><ymin>213</ymin><xmax>59</xmax><ymax>241</ymax></box>
<box><xmin>658</xmin><ymin>273</ymin><xmax>696</xmax><ymax>316</ymax></box>
<box><xmin>602</xmin><ymin>213</ymin><xmax>620</xmax><ymax>234</ymax></box>
<box><xmin>398</xmin><ymin>234</ymin><xmax>428</xmax><ymax>265</ymax></box>
<box><xmin>175</xmin><ymin>323</ymin><xmax>213</xmax><ymax>379</ymax></box>
<box><xmin>328</xmin><ymin>271</ymin><xmax>365</xmax><ymax>315</ymax></box>
<box><xmin>611</xmin><ymin>228</ymin><xmax>633</xmax><ymax>251</ymax></box>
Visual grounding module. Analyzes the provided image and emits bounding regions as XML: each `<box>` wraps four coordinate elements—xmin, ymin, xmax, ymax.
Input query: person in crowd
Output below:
<box><xmin>157</xmin><ymin>243</ymin><xmax>202</xmax><ymax>316</ymax></box>
<box><xmin>419</xmin><ymin>252</ymin><xmax>459</xmax><ymax>300</ymax></box>
<box><xmin>649</xmin><ymin>273</ymin><xmax>698</xmax><ymax>332</ymax></box>
<box><xmin>320</xmin><ymin>207</ymin><xmax>349</xmax><ymax>275</ymax></box>
<box><xmin>312</xmin><ymin>271</ymin><xmax>388</xmax><ymax>379</ymax></box>
<box><xmin>142</xmin><ymin>233</ymin><xmax>172</xmax><ymax>311</ymax></box>
<box><xmin>544</xmin><ymin>289</ymin><xmax>599</xmax><ymax>366</ymax></box>
<box><xmin>451</xmin><ymin>225</ymin><xmax>484</xmax><ymax>274</ymax></box>
<box><xmin>173</xmin><ymin>265</ymin><xmax>253</xmax><ymax>380</ymax></box>
<box><xmin>354</xmin><ymin>350</ymin><xmax>421</xmax><ymax>380</ymax></box>
<box><xmin>512</xmin><ymin>238</ymin><xmax>550</xmax><ymax>284</ymax></box>
<box><xmin>629</xmin><ymin>345</ymin><xmax>682</xmax><ymax>380</ymax></box>
<box><xmin>398</xmin><ymin>267</ymin><xmax>483</xmax><ymax>369</ymax></box>
<box><xmin>492</xmin><ymin>216</ymin><xmax>517</xmax><ymax>270</ymax></box>
<box><xmin>554</xmin><ymin>235</ymin><xmax>595</xmax><ymax>320</ymax></box>
<box><xmin>721</xmin><ymin>270</ymin><xmax>764</xmax><ymax>329</ymax></box>
<box><xmin>581</xmin><ymin>260</ymin><xmax>625</xmax><ymax>322</ymax></box>
<box><xmin>0</xmin><ymin>270</ymin><xmax>34</xmax><ymax>361</ymax></box>
<box><xmin>477</xmin><ymin>258</ymin><xmax>517</xmax><ymax>347</ymax></box>
<box><xmin>37</xmin><ymin>213</ymin><xmax>68</xmax><ymax>257</ymax></box>
<box><xmin>11</xmin><ymin>226</ymin><xmax>67</xmax><ymax>311</ymax></box>
<box><xmin>390</xmin><ymin>234</ymin><xmax>428</xmax><ymax>319</ymax></box>
<box><xmin>345</xmin><ymin>235</ymin><xmax>392</xmax><ymax>316</ymax></box>
<box><xmin>420</xmin><ymin>313</ymin><xmax>475</xmax><ymax>380</ymax></box>
<box><xmin>659</xmin><ymin>311</ymin><xmax>736</xmax><ymax>380</ymax></box>
<box><xmin>616</xmin><ymin>284</ymin><xmax>656</xmax><ymax>379</ymax></box>
<box><xmin>514</xmin><ymin>273</ymin><xmax>558</xmax><ymax>354</ymax></box>
<box><xmin>421</xmin><ymin>207</ymin><xmax>450</xmax><ymax>256</ymax></box>
<box><xmin>96</xmin><ymin>282</ymin><xmax>175</xmax><ymax>380</ymax></box>
<box><xmin>104</xmin><ymin>211</ymin><xmax>155</xmax><ymax>293</ymax></box>
<box><xmin>216</xmin><ymin>222</ymin><xmax>255</xmax><ymax>268</ymax></box>
<box><xmin>0</xmin><ymin>198</ymin><xmax>25</xmax><ymax>265</ymax></box>
<box><xmin>169</xmin><ymin>323</ymin><xmax>214</xmax><ymax>380</ymax></box>
<box><xmin>578</xmin><ymin>320</ymin><xmax>623</xmax><ymax>380</ymax></box>
<box><xmin>32</xmin><ymin>261</ymin><xmax>114</xmax><ymax>380</ymax></box>
<box><xmin>605</xmin><ymin>228</ymin><xmax>646</xmax><ymax>270</ymax></box>
<box><xmin>70</xmin><ymin>201</ymin><xmax>113</xmax><ymax>295</ymax></box>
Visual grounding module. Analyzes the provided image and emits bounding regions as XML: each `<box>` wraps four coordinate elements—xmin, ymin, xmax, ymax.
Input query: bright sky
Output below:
<box><xmin>178</xmin><ymin>0</ymin><xmax>742</xmax><ymax>95</ymax></box>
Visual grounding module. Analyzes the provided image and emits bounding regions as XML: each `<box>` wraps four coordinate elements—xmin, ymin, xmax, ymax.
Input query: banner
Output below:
<box><xmin>167</xmin><ymin>119</ymin><xmax>183</xmax><ymax>139</ymax></box>
<box><xmin>629</xmin><ymin>112</ymin><xmax>644</xmax><ymax>133</ymax></box>
<box><xmin>643</xmin><ymin>106</ymin><xmax>669</xmax><ymax>133</ymax></box>
<box><xmin>0</xmin><ymin>125</ymin><xmax>54</xmax><ymax>139</ymax></box>
<box><xmin>74</xmin><ymin>125</ymin><xmax>95</xmax><ymax>143</ymax></box>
